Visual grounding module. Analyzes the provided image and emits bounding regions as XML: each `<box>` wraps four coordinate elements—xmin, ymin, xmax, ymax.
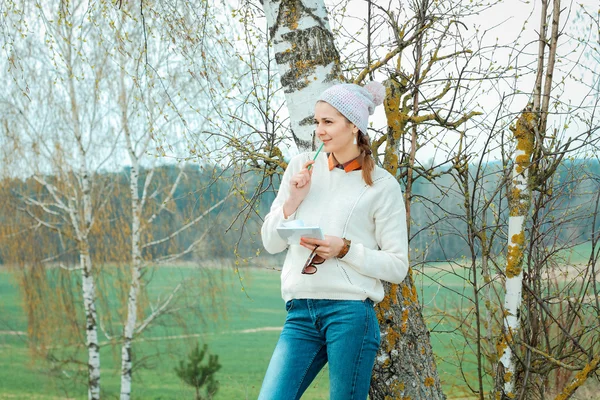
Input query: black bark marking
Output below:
<box><xmin>276</xmin><ymin>26</ymin><xmax>340</xmax><ymax>92</ymax></box>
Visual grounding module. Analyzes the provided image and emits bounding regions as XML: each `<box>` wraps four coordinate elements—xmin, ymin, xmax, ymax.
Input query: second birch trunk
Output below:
<box><xmin>496</xmin><ymin>108</ymin><xmax>536</xmax><ymax>398</ymax></box>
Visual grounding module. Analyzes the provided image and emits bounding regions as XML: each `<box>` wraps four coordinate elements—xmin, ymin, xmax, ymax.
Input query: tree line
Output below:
<box><xmin>0</xmin><ymin>163</ymin><xmax>270</xmax><ymax>267</ymax></box>
<box><xmin>2</xmin><ymin>159</ymin><xmax>598</xmax><ymax>267</ymax></box>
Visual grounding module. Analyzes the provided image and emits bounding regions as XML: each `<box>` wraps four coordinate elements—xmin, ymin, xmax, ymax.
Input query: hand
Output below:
<box><xmin>284</xmin><ymin>160</ymin><xmax>314</xmax><ymax>217</ymax></box>
<box><xmin>299</xmin><ymin>235</ymin><xmax>345</xmax><ymax>260</ymax></box>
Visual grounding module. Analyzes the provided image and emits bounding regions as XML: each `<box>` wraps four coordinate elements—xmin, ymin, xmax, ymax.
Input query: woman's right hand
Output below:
<box><xmin>283</xmin><ymin>160</ymin><xmax>314</xmax><ymax>218</ymax></box>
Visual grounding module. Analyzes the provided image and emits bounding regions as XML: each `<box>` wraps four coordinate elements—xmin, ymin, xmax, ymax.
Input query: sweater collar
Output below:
<box><xmin>327</xmin><ymin>152</ymin><xmax>364</xmax><ymax>172</ymax></box>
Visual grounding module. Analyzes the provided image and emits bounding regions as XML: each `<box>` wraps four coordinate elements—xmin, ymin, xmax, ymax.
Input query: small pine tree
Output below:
<box><xmin>174</xmin><ymin>343</ymin><xmax>222</xmax><ymax>400</ymax></box>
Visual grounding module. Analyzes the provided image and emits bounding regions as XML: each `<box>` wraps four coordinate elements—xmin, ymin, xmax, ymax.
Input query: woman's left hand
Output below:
<box><xmin>300</xmin><ymin>235</ymin><xmax>345</xmax><ymax>260</ymax></box>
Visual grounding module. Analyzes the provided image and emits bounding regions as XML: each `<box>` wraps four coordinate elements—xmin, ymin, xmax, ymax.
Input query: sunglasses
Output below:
<box><xmin>302</xmin><ymin>245</ymin><xmax>325</xmax><ymax>275</ymax></box>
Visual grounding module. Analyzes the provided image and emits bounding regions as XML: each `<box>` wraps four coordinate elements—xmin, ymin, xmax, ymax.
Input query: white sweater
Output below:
<box><xmin>261</xmin><ymin>152</ymin><xmax>409</xmax><ymax>303</ymax></box>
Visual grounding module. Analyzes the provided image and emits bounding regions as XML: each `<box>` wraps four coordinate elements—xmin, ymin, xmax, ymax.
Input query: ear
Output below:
<box><xmin>352</xmin><ymin>125</ymin><xmax>359</xmax><ymax>135</ymax></box>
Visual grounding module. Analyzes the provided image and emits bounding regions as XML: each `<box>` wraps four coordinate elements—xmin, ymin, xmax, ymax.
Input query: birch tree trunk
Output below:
<box><xmin>67</xmin><ymin>130</ymin><xmax>102</xmax><ymax>400</ymax></box>
<box><xmin>495</xmin><ymin>1</ymin><xmax>560</xmax><ymax>397</ymax></box>
<box><xmin>81</xmin><ymin>247</ymin><xmax>101</xmax><ymax>400</ymax></box>
<box><xmin>69</xmin><ymin>41</ymin><xmax>102</xmax><ymax>399</ymax></box>
<box><xmin>119</xmin><ymin>61</ymin><xmax>145</xmax><ymax>399</ymax></box>
<box><xmin>260</xmin><ymin>0</ymin><xmax>342</xmax><ymax>151</ymax></box>
<box><xmin>119</xmin><ymin>160</ymin><xmax>142</xmax><ymax>400</ymax></box>
<box><xmin>495</xmin><ymin>108</ymin><xmax>536</xmax><ymax>398</ymax></box>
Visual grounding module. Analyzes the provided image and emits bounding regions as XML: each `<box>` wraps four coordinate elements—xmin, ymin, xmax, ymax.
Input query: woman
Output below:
<box><xmin>259</xmin><ymin>81</ymin><xmax>409</xmax><ymax>400</ymax></box>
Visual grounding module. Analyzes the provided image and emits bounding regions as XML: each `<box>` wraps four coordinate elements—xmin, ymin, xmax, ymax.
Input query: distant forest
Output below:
<box><xmin>1</xmin><ymin>158</ymin><xmax>598</xmax><ymax>266</ymax></box>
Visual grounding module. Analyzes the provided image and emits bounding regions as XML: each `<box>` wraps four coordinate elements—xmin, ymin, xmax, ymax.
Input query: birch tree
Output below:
<box><xmin>2</xmin><ymin>1</ymin><xmax>237</xmax><ymax>398</ymax></box>
<box><xmin>110</xmin><ymin>3</ymin><xmax>238</xmax><ymax>398</ymax></box>
<box><xmin>0</xmin><ymin>1</ymin><xmax>118</xmax><ymax>397</ymax></box>
<box><xmin>495</xmin><ymin>1</ymin><xmax>560</xmax><ymax>397</ymax></box>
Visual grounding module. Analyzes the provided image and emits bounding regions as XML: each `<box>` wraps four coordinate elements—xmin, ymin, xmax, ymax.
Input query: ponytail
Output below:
<box><xmin>357</xmin><ymin>131</ymin><xmax>374</xmax><ymax>186</ymax></box>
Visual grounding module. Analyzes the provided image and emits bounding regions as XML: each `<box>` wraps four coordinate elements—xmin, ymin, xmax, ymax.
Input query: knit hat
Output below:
<box><xmin>318</xmin><ymin>81</ymin><xmax>385</xmax><ymax>135</ymax></box>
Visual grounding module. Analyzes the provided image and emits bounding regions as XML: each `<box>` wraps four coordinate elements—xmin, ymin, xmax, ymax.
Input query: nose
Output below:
<box><xmin>315</xmin><ymin>123</ymin><xmax>326</xmax><ymax>136</ymax></box>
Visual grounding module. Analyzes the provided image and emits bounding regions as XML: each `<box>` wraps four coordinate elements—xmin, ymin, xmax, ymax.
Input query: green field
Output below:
<box><xmin>0</xmin><ymin>257</ymin><xmax>532</xmax><ymax>400</ymax></box>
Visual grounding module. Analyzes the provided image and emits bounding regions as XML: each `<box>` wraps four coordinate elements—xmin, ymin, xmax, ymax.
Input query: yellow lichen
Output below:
<box><xmin>377</xmin><ymin>283</ymin><xmax>399</xmax><ymax>317</ymax></box>
<box><xmin>506</xmin><ymin>241</ymin><xmax>523</xmax><ymax>278</ymax></box>
<box><xmin>504</xmin><ymin>371</ymin><xmax>513</xmax><ymax>383</ymax></box>
<box><xmin>383</xmin><ymin>150</ymin><xmax>398</xmax><ymax>176</ymax></box>
<box><xmin>386</xmin><ymin>326</ymin><xmax>400</xmax><ymax>352</ymax></box>
<box><xmin>555</xmin><ymin>355</ymin><xmax>600</xmax><ymax>400</ymax></box>
<box><xmin>294</xmin><ymin>59</ymin><xmax>317</xmax><ymax>78</ymax></box>
<box><xmin>401</xmin><ymin>308</ymin><xmax>410</xmax><ymax>333</ymax></box>
<box><xmin>410</xmin><ymin>285</ymin><xmax>418</xmax><ymax>303</ymax></box>
<box><xmin>424</xmin><ymin>377</ymin><xmax>435</xmax><ymax>387</ymax></box>
<box><xmin>509</xmin><ymin>107</ymin><xmax>536</xmax><ymax>176</ymax></box>
<box><xmin>496</xmin><ymin>336</ymin><xmax>507</xmax><ymax>358</ymax></box>
<box><xmin>283</xmin><ymin>2</ymin><xmax>299</xmax><ymax>30</ymax></box>
<box><xmin>387</xmin><ymin>380</ymin><xmax>405</xmax><ymax>398</ymax></box>
<box><xmin>511</xmin><ymin>110</ymin><xmax>536</xmax><ymax>154</ymax></box>
<box><xmin>384</xmin><ymin>85</ymin><xmax>401</xmax><ymax>131</ymax></box>
<box><xmin>511</xmin><ymin>231</ymin><xmax>525</xmax><ymax>246</ymax></box>
<box><xmin>515</xmin><ymin>154</ymin><xmax>530</xmax><ymax>174</ymax></box>
<box><xmin>402</xmin><ymin>284</ymin><xmax>412</xmax><ymax>306</ymax></box>
<box><xmin>509</xmin><ymin>187</ymin><xmax>527</xmax><ymax>217</ymax></box>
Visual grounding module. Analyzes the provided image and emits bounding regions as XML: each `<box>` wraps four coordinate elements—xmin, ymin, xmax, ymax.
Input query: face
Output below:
<box><xmin>313</xmin><ymin>101</ymin><xmax>358</xmax><ymax>154</ymax></box>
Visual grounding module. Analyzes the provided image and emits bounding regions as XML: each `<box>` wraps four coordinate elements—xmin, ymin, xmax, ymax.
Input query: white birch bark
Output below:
<box><xmin>499</xmin><ymin>215</ymin><xmax>526</xmax><ymax>395</ymax></box>
<box><xmin>497</xmin><ymin>109</ymin><xmax>535</xmax><ymax>398</ymax></box>
<box><xmin>119</xmin><ymin>132</ymin><xmax>144</xmax><ymax>400</ymax></box>
<box><xmin>260</xmin><ymin>0</ymin><xmax>342</xmax><ymax>150</ymax></box>
<box><xmin>69</xmin><ymin>46</ymin><xmax>102</xmax><ymax>400</ymax></box>
<box><xmin>497</xmin><ymin>2</ymin><xmax>560</xmax><ymax>396</ymax></box>
<box><xmin>81</xmin><ymin>247</ymin><xmax>101</xmax><ymax>400</ymax></box>
<box><xmin>118</xmin><ymin>52</ymin><xmax>151</xmax><ymax>398</ymax></box>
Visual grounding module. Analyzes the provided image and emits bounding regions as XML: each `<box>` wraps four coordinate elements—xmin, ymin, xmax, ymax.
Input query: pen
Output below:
<box><xmin>307</xmin><ymin>142</ymin><xmax>324</xmax><ymax>171</ymax></box>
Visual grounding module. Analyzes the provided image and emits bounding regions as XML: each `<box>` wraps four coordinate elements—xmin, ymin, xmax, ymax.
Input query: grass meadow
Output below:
<box><xmin>0</xmin><ymin>242</ymin><xmax>594</xmax><ymax>399</ymax></box>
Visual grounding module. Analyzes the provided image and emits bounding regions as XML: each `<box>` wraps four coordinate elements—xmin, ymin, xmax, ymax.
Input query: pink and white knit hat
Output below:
<box><xmin>318</xmin><ymin>81</ymin><xmax>385</xmax><ymax>135</ymax></box>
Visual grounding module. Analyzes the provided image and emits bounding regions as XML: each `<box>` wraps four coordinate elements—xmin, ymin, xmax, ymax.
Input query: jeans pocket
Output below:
<box><xmin>285</xmin><ymin>299</ymin><xmax>294</xmax><ymax>312</ymax></box>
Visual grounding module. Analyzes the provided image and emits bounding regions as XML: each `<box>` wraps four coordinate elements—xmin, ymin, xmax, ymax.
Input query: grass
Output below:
<box><xmin>5</xmin><ymin>250</ymin><xmax>585</xmax><ymax>399</ymax></box>
<box><xmin>2</xmin><ymin>240</ymin><xmax>597</xmax><ymax>399</ymax></box>
<box><xmin>0</xmin><ymin>266</ymin><xmax>330</xmax><ymax>400</ymax></box>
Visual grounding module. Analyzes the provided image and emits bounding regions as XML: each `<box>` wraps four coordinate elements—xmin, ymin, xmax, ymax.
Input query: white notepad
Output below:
<box><xmin>277</xmin><ymin>220</ymin><xmax>324</xmax><ymax>244</ymax></box>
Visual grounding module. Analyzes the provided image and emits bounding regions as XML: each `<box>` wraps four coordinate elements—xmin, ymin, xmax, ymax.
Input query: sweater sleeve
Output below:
<box><xmin>341</xmin><ymin>178</ymin><xmax>409</xmax><ymax>284</ymax></box>
<box><xmin>260</xmin><ymin>156</ymin><xmax>300</xmax><ymax>254</ymax></box>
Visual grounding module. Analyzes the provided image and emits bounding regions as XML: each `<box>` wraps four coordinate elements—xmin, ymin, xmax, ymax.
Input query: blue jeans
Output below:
<box><xmin>258</xmin><ymin>299</ymin><xmax>380</xmax><ymax>400</ymax></box>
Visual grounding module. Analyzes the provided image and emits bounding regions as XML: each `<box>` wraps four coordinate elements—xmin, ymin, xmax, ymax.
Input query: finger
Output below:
<box><xmin>299</xmin><ymin>242</ymin><xmax>312</xmax><ymax>250</ymax></box>
<box><xmin>298</xmin><ymin>172</ymin><xmax>311</xmax><ymax>185</ymax></box>
<box><xmin>293</xmin><ymin>175</ymin><xmax>308</xmax><ymax>188</ymax></box>
<box><xmin>302</xmin><ymin>160</ymin><xmax>315</xmax><ymax>170</ymax></box>
<box><xmin>300</xmin><ymin>237</ymin><xmax>326</xmax><ymax>247</ymax></box>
